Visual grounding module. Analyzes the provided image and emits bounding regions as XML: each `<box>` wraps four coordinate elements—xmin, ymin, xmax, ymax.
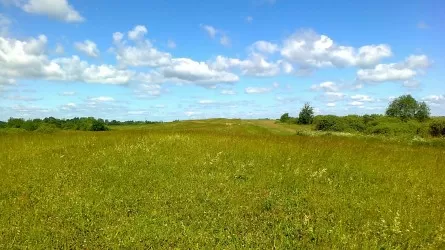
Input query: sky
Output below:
<box><xmin>0</xmin><ymin>0</ymin><xmax>444</xmax><ymax>121</ymax></box>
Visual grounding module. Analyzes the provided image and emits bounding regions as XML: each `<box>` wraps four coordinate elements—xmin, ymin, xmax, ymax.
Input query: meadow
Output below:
<box><xmin>1</xmin><ymin>119</ymin><xmax>445</xmax><ymax>248</ymax></box>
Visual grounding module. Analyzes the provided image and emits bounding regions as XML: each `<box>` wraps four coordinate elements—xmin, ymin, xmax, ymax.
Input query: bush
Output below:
<box><xmin>429</xmin><ymin>120</ymin><xmax>445</xmax><ymax>137</ymax></box>
<box><xmin>314</xmin><ymin>115</ymin><xmax>347</xmax><ymax>132</ymax></box>
<box><xmin>91</xmin><ymin>119</ymin><xmax>109</xmax><ymax>131</ymax></box>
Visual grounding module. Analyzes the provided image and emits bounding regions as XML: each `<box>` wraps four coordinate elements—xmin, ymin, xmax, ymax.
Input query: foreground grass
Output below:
<box><xmin>1</xmin><ymin>120</ymin><xmax>445</xmax><ymax>248</ymax></box>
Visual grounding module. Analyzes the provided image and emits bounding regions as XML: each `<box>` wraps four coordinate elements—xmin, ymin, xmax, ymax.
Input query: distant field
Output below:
<box><xmin>1</xmin><ymin>119</ymin><xmax>444</xmax><ymax>248</ymax></box>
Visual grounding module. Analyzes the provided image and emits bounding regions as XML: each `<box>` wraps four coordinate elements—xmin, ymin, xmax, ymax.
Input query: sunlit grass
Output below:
<box><xmin>1</xmin><ymin>120</ymin><xmax>444</xmax><ymax>248</ymax></box>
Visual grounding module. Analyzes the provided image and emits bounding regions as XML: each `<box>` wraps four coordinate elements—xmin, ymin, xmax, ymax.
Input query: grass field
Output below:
<box><xmin>1</xmin><ymin>119</ymin><xmax>445</xmax><ymax>248</ymax></box>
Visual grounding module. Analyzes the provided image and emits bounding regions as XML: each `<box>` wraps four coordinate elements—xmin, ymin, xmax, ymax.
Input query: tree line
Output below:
<box><xmin>280</xmin><ymin>95</ymin><xmax>445</xmax><ymax>137</ymax></box>
<box><xmin>0</xmin><ymin>117</ymin><xmax>163</xmax><ymax>132</ymax></box>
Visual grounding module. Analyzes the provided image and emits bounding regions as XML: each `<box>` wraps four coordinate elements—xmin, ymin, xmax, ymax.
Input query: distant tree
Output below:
<box><xmin>280</xmin><ymin>113</ymin><xmax>290</xmax><ymax>123</ymax></box>
<box><xmin>297</xmin><ymin>103</ymin><xmax>314</xmax><ymax>124</ymax></box>
<box><xmin>414</xmin><ymin>101</ymin><xmax>431</xmax><ymax>122</ymax></box>
<box><xmin>386</xmin><ymin>95</ymin><xmax>430</xmax><ymax>121</ymax></box>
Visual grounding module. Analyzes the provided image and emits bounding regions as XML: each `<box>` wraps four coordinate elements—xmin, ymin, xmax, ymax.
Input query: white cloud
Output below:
<box><xmin>405</xmin><ymin>54</ymin><xmax>430</xmax><ymax>69</ymax></box>
<box><xmin>245</xmin><ymin>87</ymin><xmax>272</xmax><ymax>94</ymax></box>
<box><xmin>350</xmin><ymin>94</ymin><xmax>373</xmax><ymax>102</ymax></box>
<box><xmin>251</xmin><ymin>41</ymin><xmax>278</xmax><ymax>54</ymax></box>
<box><xmin>0</xmin><ymin>76</ymin><xmax>15</xmax><ymax>85</ymax></box>
<box><xmin>61</xmin><ymin>102</ymin><xmax>76</xmax><ymax>110</ymax></box>
<box><xmin>161</xmin><ymin>58</ymin><xmax>239</xmax><ymax>84</ymax></box>
<box><xmin>136</xmin><ymin>83</ymin><xmax>161</xmax><ymax>97</ymax></box>
<box><xmin>128</xmin><ymin>25</ymin><xmax>147</xmax><ymax>41</ymax></box>
<box><xmin>246</xmin><ymin>16</ymin><xmax>253</xmax><ymax>23</ymax></box>
<box><xmin>349</xmin><ymin>101</ymin><xmax>364</xmax><ymax>106</ymax></box>
<box><xmin>54</xmin><ymin>43</ymin><xmax>64</xmax><ymax>54</ymax></box>
<box><xmin>112</xmin><ymin>32</ymin><xmax>124</xmax><ymax>43</ymax></box>
<box><xmin>167</xmin><ymin>39</ymin><xmax>176</xmax><ymax>49</ymax></box>
<box><xmin>221</xmin><ymin>89</ymin><xmax>236</xmax><ymax>95</ymax></box>
<box><xmin>51</xmin><ymin>56</ymin><xmax>134</xmax><ymax>84</ymax></box>
<box><xmin>201</xmin><ymin>24</ymin><xmax>218</xmax><ymax>38</ymax></box>
<box><xmin>422</xmin><ymin>95</ymin><xmax>445</xmax><ymax>105</ymax></box>
<box><xmin>220</xmin><ymin>35</ymin><xmax>230</xmax><ymax>47</ymax></box>
<box><xmin>311</xmin><ymin>81</ymin><xmax>339</xmax><ymax>92</ymax></box>
<box><xmin>0</xmin><ymin>35</ymin><xmax>61</xmax><ymax>80</ymax></box>
<box><xmin>326</xmin><ymin>102</ymin><xmax>336</xmax><ymax>107</ymax></box>
<box><xmin>113</xmin><ymin>27</ymin><xmax>172</xmax><ymax>67</ymax></box>
<box><xmin>323</xmin><ymin>92</ymin><xmax>345</xmax><ymax>101</ymax></box>
<box><xmin>403</xmin><ymin>79</ymin><xmax>420</xmax><ymax>88</ymax></box>
<box><xmin>357</xmin><ymin>63</ymin><xmax>416</xmax><ymax>82</ymax></box>
<box><xmin>356</xmin><ymin>55</ymin><xmax>429</xmax><ymax>83</ymax></box>
<box><xmin>20</xmin><ymin>0</ymin><xmax>84</xmax><ymax>22</ymax></box>
<box><xmin>185</xmin><ymin>111</ymin><xmax>202</xmax><ymax>117</ymax></box>
<box><xmin>74</xmin><ymin>40</ymin><xmax>99</xmax><ymax>57</ymax></box>
<box><xmin>88</xmin><ymin>96</ymin><xmax>115</xmax><ymax>102</ymax></box>
<box><xmin>198</xmin><ymin>99</ymin><xmax>215</xmax><ymax>104</ymax></box>
<box><xmin>212</xmin><ymin>54</ymin><xmax>280</xmax><ymax>77</ymax></box>
<box><xmin>281</xmin><ymin>30</ymin><xmax>391</xmax><ymax>69</ymax></box>
<box><xmin>280</xmin><ymin>61</ymin><xmax>294</xmax><ymax>74</ymax></box>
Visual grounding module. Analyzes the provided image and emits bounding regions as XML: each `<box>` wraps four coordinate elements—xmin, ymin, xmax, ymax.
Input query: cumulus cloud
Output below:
<box><xmin>212</xmin><ymin>54</ymin><xmax>280</xmax><ymax>77</ymax></box>
<box><xmin>16</xmin><ymin>0</ymin><xmax>84</xmax><ymax>22</ymax></box>
<box><xmin>281</xmin><ymin>30</ymin><xmax>392</xmax><ymax>69</ymax></box>
<box><xmin>161</xmin><ymin>58</ymin><xmax>239</xmax><ymax>84</ymax></box>
<box><xmin>311</xmin><ymin>81</ymin><xmax>339</xmax><ymax>92</ymax></box>
<box><xmin>422</xmin><ymin>95</ymin><xmax>445</xmax><ymax>105</ymax></box>
<box><xmin>356</xmin><ymin>55</ymin><xmax>430</xmax><ymax>83</ymax></box>
<box><xmin>112</xmin><ymin>27</ymin><xmax>172</xmax><ymax>67</ymax></box>
<box><xmin>52</xmin><ymin>56</ymin><xmax>134</xmax><ymax>84</ymax></box>
<box><xmin>0</xmin><ymin>35</ymin><xmax>61</xmax><ymax>80</ymax></box>
<box><xmin>1</xmin><ymin>35</ymin><xmax>131</xmax><ymax>85</ymax></box>
<box><xmin>251</xmin><ymin>41</ymin><xmax>278</xmax><ymax>54</ymax></box>
<box><xmin>74</xmin><ymin>40</ymin><xmax>99</xmax><ymax>57</ymax></box>
<box><xmin>128</xmin><ymin>25</ymin><xmax>148</xmax><ymax>41</ymax></box>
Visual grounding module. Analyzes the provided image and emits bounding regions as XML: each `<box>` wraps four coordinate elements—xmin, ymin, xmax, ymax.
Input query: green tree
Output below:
<box><xmin>280</xmin><ymin>113</ymin><xmax>290</xmax><ymax>123</ymax></box>
<box><xmin>415</xmin><ymin>101</ymin><xmax>431</xmax><ymax>122</ymax></box>
<box><xmin>297</xmin><ymin>103</ymin><xmax>314</xmax><ymax>124</ymax></box>
<box><xmin>386</xmin><ymin>95</ymin><xmax>430</xmax><ymax>122</ymax></box>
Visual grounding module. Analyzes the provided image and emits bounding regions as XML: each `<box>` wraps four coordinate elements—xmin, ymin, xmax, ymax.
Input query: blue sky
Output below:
<box><xmin>0</xmin><ymin>0</ymin><xmax>444</xmax><ymax>121</ymax></box>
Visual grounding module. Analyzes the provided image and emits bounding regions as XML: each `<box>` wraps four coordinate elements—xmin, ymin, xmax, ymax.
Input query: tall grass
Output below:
<box><xmin>1</xmin><ymin>120</ymin><xmax>444</xmax><ymax>248</ymax></box>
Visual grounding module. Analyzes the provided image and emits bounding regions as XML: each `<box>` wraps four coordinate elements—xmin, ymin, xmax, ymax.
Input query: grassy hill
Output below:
<box><xmin>1</xmin><ymin>119</ymin><xmax>444</xmax><ymax>248</ymax></box>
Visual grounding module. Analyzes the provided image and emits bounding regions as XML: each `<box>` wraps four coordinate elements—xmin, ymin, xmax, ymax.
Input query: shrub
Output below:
<box><xmin>314</xmin><ymin>115</ymin><xmax>347</xmax><ymax>132</ymax></box>
<box><xmin>91</xmin><ymin>119</ymin><xmax>109</xmax><ymax>131</ymax></box>
<box><xmin>280</xmin><ymin>113</ymin><xmax>290</xmax><ymax>123</ymax></box>
<box><xmin>429</xmin><ymin>120</ymin><xmax>445</xmax><ymax>137</ymax></box>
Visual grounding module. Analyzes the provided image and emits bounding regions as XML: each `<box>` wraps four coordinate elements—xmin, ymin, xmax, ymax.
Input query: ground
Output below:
<box><xmin>1</xmin><ymin>119</ymin><xmax>444</xmax><ymax>248</ymax></box>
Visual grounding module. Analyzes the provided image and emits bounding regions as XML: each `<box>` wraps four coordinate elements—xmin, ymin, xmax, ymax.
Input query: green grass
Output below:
<box><xmin>1</xmin><ymin>119</ymin><xmax>445</xmax><ymax>248</ymax></box>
